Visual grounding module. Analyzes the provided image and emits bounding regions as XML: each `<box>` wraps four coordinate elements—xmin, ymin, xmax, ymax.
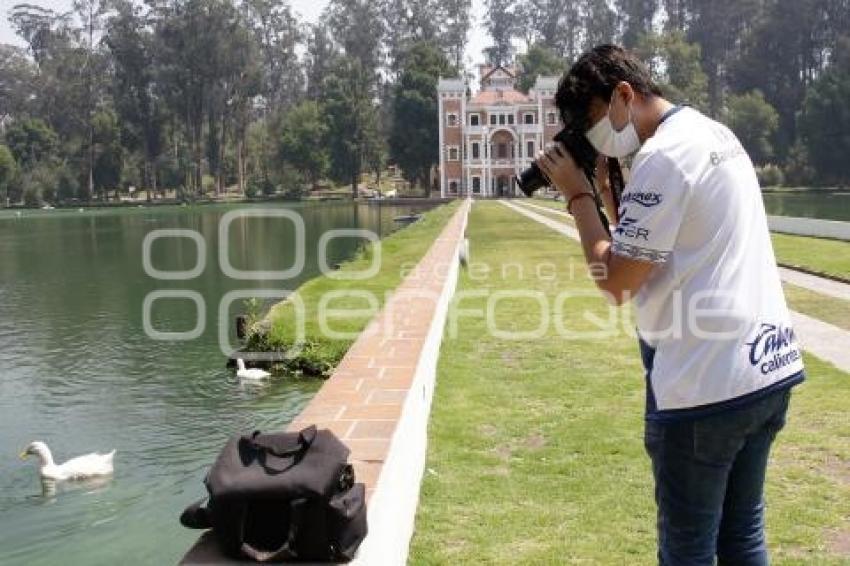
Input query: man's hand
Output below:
<box><xmin>536</xmin><ymin>143</ymin><xmax>592</xmax><ymax>200</ymax></box>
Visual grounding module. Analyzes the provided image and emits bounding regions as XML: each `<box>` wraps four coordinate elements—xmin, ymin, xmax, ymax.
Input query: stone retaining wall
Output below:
<box><xmin>768</xmin><ymin>215</ymin><xmax>850</xmax><ymax>241</ymax></box>
<box><xmin>182</xmin><ymin>199</ymin><xmax>471</xmax><ymax>565</ymax></box>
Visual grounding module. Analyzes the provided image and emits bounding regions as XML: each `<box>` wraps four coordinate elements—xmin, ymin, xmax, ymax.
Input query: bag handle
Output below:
<box><xmin>179</xmin><ymin>497</ymin><xmax>212</xmax><ymax>529</ymax></box>
<box><xmin>241</xmin><ymin>424</ymin><xmax>317</xmax><ymax>459</ymax></box>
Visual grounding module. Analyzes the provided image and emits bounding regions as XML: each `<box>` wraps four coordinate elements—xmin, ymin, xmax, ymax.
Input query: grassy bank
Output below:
<box><xmin>409</xmin><ymin>201</ymin><xmax>850</xmax><ymax>564</ymax></box>
<box><xmin>771</xmin><ymin>233</ymin><xmax>850</xmax><ymax>280</ymax></box>
<box><xmin>246</xmin><ymin>201</ymin><xmax>460</xmax><ymax>376</ymax></box>
<box><xmin>531</xmin><ymin>196</ymin><xmax>850</xmax><ymax>279</ymax></box>
<box><xmin>784</xmin><ymin>283</ymin><xmax>850</xmax><ymax>332</ymax></box>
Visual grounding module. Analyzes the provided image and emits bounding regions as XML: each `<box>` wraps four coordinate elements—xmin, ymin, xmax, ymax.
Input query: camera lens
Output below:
<box><xmin>515</xmin><ymin>163</ymin><xmax>548</xmax><ymax>197</ymax></box>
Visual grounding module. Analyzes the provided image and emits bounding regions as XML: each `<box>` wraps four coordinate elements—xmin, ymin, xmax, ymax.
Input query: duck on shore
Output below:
<box><xmin>20</xmin><ymin>441</ymin><xmax>115</xmax><ymax>481</ymax></box>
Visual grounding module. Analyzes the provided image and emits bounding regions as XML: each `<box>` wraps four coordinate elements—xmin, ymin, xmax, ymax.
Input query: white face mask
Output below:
<box><xmin>585</xmin><ymin>95</ymin><xmax>641</xmax><ymax>158</ymax></box>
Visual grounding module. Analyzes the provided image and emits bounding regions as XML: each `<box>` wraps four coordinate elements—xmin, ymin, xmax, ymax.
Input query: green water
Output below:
<box><xmin>762</xmin><ymin>190</ymin><xmax>850</xmax><ymax>221</ymax></box>
<box><xmin>0</xmin><ymin>201</ymin><xmax>431</xmax><ymax>565</ymax></box>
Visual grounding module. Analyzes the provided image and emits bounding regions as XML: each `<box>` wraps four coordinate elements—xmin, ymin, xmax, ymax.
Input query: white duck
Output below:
<box><xmin>20</xmin><ymin>441</ymin><xmax>115</xmax><ymax>481</ymax></box>
<box><xmin>236</xmin><ymin>358</ymin><xmax>270</xmax><ymax>380</ymax></box>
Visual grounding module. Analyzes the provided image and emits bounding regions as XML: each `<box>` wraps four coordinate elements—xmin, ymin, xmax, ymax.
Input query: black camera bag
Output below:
<box><xmin>180</xmin><ymin>425</ymin><xmax>368</xmax><ymax>562</ymax></box>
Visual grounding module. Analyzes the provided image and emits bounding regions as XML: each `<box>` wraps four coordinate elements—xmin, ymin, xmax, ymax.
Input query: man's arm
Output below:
<box><xmin>538</xmin><ymin>145</ymin><xmax>655</xmax><ymax>305</ymax></box>
<box><xmin>568</xmin><ymin>195</ymin><xmax>655</xmax><ymax>305</ymax></box>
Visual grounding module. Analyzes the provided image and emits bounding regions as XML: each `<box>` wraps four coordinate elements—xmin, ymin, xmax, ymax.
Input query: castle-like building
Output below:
<box><xmin>437</xmin><ymin>65</ymin><xmax>561</xmax><ymax>198</ymax></box>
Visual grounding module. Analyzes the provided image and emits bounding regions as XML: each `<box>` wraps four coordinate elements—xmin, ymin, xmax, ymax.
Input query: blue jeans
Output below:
<box><xmin>644</xmin><ymin>388</ymin><xmax>792</xmax><ymax>565</ymax></box>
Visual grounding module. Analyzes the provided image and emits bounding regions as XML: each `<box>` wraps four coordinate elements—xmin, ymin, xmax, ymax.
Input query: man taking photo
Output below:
<box><xmin>535</xmin><ymin>44</ymin><xmax>805</xmax><ymax>565</ymax></box>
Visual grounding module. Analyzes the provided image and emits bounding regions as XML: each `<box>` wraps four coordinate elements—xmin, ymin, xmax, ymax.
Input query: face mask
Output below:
<box><xmin>585</xmin><ymin>95</ymin><xmax>641</xmax><ymax>158</ymax></box>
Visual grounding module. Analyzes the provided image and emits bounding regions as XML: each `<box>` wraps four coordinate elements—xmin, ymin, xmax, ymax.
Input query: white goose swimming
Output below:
<box><xmin>20</xmin><ymin>441</ymin><xmax>115</xmax><ymax>481</ymax></box>
<box><xmin>236</xmin><ymin>358</ymin><xmax>270</xmax><ymax>380</ymax></box>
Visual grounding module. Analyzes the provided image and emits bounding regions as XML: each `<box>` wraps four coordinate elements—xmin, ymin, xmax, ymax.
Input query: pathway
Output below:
<box><xmin>504</xmin><ymin>199</ymin><xmax>850</xmax><ymax>374</ymax></box>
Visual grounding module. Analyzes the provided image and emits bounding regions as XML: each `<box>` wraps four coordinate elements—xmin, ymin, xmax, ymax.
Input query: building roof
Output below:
<box><xmin>437</xmin><ymin>77</ymin><xmax>465</xmax><ymax>92</ymax></box>
<box><xmin>469</xmin><ymin>89</ymin><xmax>530</xmax><ymax>105</ymax></box>
<box><xmin>533</xmin><ymin>76</ymin><xmax>559</xmax><ymax>90</ymax></box>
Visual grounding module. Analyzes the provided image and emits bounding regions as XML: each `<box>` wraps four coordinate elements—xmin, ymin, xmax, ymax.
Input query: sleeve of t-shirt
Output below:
<box><xmin>611</xmin><ymin>150</ymin><xmax>689</xmax><ymax>264</ymax></box>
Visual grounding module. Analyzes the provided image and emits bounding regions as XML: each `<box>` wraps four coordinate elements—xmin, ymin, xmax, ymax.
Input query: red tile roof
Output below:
<box><xmin>470</xmin><ymin>89</ymin><xmax>530</xmax><ymax>105</ymax></box>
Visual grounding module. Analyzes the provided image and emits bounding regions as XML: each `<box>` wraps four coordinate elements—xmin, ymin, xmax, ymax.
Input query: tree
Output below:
<box><xmin>8</xmin><ymin>3</ymin><xmax>72</xmax><ymax>67</ymax></box>
<box><xmin>515</xmin><ymin>44</ymin><xmax>564</xmax><ymax>93</ymax></box>
<box><xmin>276</xmin><ymin>101</ymin><xmax>329</xmax><ymax>187</ymax></box>
<box><xmin>241</xmin><ymin>0</ymin><xmax>302</xmax><ymax>111</ymax></box>
<box><xmin>322</xmin><ymin>56</ymin><xmax>381</xmax><ymax>197</ymax></box>
<box><xmin>104</xmin><ymin>0</ymin><xmax>163</xmax><ymax>194</ymax></box>
<box><xmin>92</xmin><ymin>109</ymin><xmax>123</xmax><ymax>196</ymax></box>
<box><xmin>0</xmin><ymin>45</ymin><xmax>36</xmax><ymax>122</ymax></box>
<box><xmin>326</xmin><ymin>0</ymin><xmax>384</xmax><ymax>75</ymax></box>
<box><xmin>383</xmin><ymin>0</ymin><xmax>441</xmax><ymax>71</ymax></box>
<box><xmin>389</xmin><ymin>42</ymin><xmax>454</xmax><ymax>189</ymax></box>
<box><xmin>304</xmin><ymin>24</ymin><xmax>338</xmax><ymax>101</ymax></box>
<box><xmin>728</xmin><ymin>0</ymin><xmax>835</xmax><ymax>159</ymax></box>
<box><xmin>616</xmin><ymin>0</ymin><xmax>657</xmax><ymax>48</ymax></box>
<box><xmin>0</xmin><ymin>145</ymin><xmax>18</xmax><ymax>205</ymax></box>
<box><xmin>436</xmin><ymin>0</ymin><xmax>472</xmax><ymax>69</ymax></box>
<box><xmin>798</xmin><ymin>41</ymin><xmax>850</xmax><ymax>185</ymax></box>
<box><xmin>484</xmin><ymin>0</ymin><xmax>516</xmax><ymax>65</ymax></box>
<box><xmin>683</xmin><ymin>0</ymin><xmax>762</xmax><ymax>117</ymax></box>
<box><xmin>636</xmin><ymin>31</ymin><xmax>708</xmax><ymax>112</ymax></box>
<box><xmin>724</xmin><ymin>91</ymin><xmax>779</xmax><ymax>165</ymax></box>
<box><xmin>74</xmin><ymin>0</ymin><xmax>110</xmax><ymax>201</ymax></box>
<box><xmin>583</xmin><ymin>0</ymin><xmax>618</xmax><ymax>49</ymax></box>
<box><xmin>4</xmin><ymin>118</ymin><xmax>58</xmax><ymax>168</ymax></box>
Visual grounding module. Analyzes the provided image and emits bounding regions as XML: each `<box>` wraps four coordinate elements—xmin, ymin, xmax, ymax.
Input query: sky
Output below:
<box><xmin>0</xmin><ymin>0</ymin><xmax>492</xmax><ymax>75</ymax></box>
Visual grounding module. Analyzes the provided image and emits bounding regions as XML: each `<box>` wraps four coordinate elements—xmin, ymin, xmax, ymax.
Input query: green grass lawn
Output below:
<box><xmin>253</xmin><ymin>201</ymin><xmax>460</xmax><ymax>376</ymax></box>
<box><xmin>783</xmin><ymin>283</ymin><xmax>850</xmax><ymax>332</ymax></box>
<box><xmin>409</xmin><ymin>201</ymin><xmax>850</xmax><ymax>564</ymax></box>
<box><xmin>771</xmin><ymin>233</ymin><xmax>850</xmax><ymax>280</ymax></box>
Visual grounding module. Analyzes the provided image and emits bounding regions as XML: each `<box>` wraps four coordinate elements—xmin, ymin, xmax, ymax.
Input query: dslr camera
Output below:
<box><xmin>515</xmin><ymin>127</ymin><xmax>625</xmax><ymax>229</ymax></box>
<box><xmin>515</xmin><ymin>127</ymin><xmax>599</xmax><ymax>197</ymax></box>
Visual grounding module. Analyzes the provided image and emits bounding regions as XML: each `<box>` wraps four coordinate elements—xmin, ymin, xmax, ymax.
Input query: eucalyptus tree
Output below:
<box><xmin>483</xmin><ymin>0</ymin><xmax>516</xmax><ymax>64</ymax></box>
<box><xmin>389</xmin><ymin>41</ymin><xmax>454</xmax><ymax>190</ymax></box>
<box><xmin>74</xmin><ymin>0</ymin><xmax>110</xmax><ymax>199</ymax></box>
<box><xmin>304</xmin><ymin>23</ymin><xmax>338</xmax><ymax>101</ymax></box>
<box><xmin>322</xmin><ymin>56</ymin><xmax>381</xmax><ymax>197</ymax></box>
<box><xmin>241</xmin><ymin>0</ymin><xmax>302</xmax><ymax>112</ymax></box>
<box><xmin>436</xmin><ymin>0</ymin><xmax>472</xmax><ymax>70</ymax></box>
<box><xmin>104</xmin><ymin>0</ymin><xmax>164</xmax><ymax>194</ymax></box>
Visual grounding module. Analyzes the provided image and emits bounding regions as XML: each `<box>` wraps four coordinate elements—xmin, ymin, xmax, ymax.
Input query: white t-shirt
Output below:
<box><xmin>611</xmin><ymin>106</ymin><xmax>804</xmax><ymax>421</ymax></box>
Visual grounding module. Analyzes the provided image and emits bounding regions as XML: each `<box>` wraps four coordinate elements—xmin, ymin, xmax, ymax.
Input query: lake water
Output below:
<box><xmin>762</xmin><ymin>190</ymin><xmax>850</xmax><ymax>221</ymax></box>
<box><xmin>0</xmin><ymin>201</ymin><xmax>432</xmax><ymax>565</ymax></box>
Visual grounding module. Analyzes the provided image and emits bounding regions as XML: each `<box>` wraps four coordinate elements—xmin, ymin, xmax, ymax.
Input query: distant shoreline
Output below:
<box><xmin>3</xmin><ymin>194</ymin><xmax>453</xmax><ymax>211</ymax></box>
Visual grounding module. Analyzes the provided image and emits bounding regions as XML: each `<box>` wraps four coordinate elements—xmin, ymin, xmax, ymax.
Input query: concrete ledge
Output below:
<box><xmin>182</xmin><ymin>199</ymin><xmax>471</xmax><ymax>565</ymax></box>
<box><xmin>768</xmin><ymin>215</ymin><xmax>850</xmax><ymax>241</ymax></box>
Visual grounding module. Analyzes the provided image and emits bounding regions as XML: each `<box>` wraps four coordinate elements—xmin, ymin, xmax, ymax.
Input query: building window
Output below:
<box><xmin>470</xmin><ymin>114</ymin><xmax>480</xmax><ymax>126</ymax></box>
<box><xmin>472</xmin><ymin>176</ymin><xmax>481</xmax><ymax>193</ymax></box>
<box><xmin>497</xmin><ymin>143</ymin><xmax>507</xmax><ymax>159</ymax></box>
<box><xmin>472</xmin><ymin>142</ymin><xmax>480</xmax><ymax>160</ymax></box>
<box><xmin>524</xmin><ymin>113</ymin><xmax>535</xmax><ymax>125</ymax></box>
<box><xmin>490</xmin><ymin>114</ymin><xmax>497</xmax><ymax>125</ymax></box>
<box><xmin>527</xmin><ymin>140</ymin><xmax>535</xmax><ymax>158</ymax></box>
<box><xmin>448</xmin><ymin>180</ymin><xmax>459</xmax><ymax>193</ymax></box>
<box><xmin>499</xmin><ymin>114</ymin><xmax>506</xmax><ymax>125</ymax></box>
<box><xmin>547</xmin><ymin>112</ymin><xmax>557</xmax><ymax>125</ymax></box>
<box><xmin>447</xmin><ymin>113</ymin><xmax>458</xmax><ymax>127</ymax></box>
<box><xmin>448</xmin><ymin>146</ymin><xmax>459</xmax><ymax>161</ymax></box>
<box><xmin>507</xmin><ymin>114</ymin><xmax>514</xmax><ymax>125</ymax></box>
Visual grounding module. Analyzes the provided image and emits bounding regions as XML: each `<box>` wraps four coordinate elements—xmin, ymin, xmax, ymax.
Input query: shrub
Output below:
<box><xmin>755</xmin><ymin>164</ymin><xmax>785</xmax><ymax>188</ymax></box>
<box><xmin>783</xmin><ymin>142</ymin><xmax>816</xmax><ymax>187</ymax></box>
<box><xmin>280</xmin><ymin>168</ymin><xmax>305</xmax><ymax>199</ymax></box>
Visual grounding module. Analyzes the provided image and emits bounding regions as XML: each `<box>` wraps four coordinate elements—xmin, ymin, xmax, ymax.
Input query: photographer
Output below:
<box><xmin>535</xmin><ymin>45</ymin><xmax>805</xmax><ymax>565</ymax></box>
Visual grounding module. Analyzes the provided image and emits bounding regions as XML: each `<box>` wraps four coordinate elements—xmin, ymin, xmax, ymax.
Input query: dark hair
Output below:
<box><xmin>555</xmin><ymin>44</ymin><xmax>662</xmax><ymax>132</ymax></box>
